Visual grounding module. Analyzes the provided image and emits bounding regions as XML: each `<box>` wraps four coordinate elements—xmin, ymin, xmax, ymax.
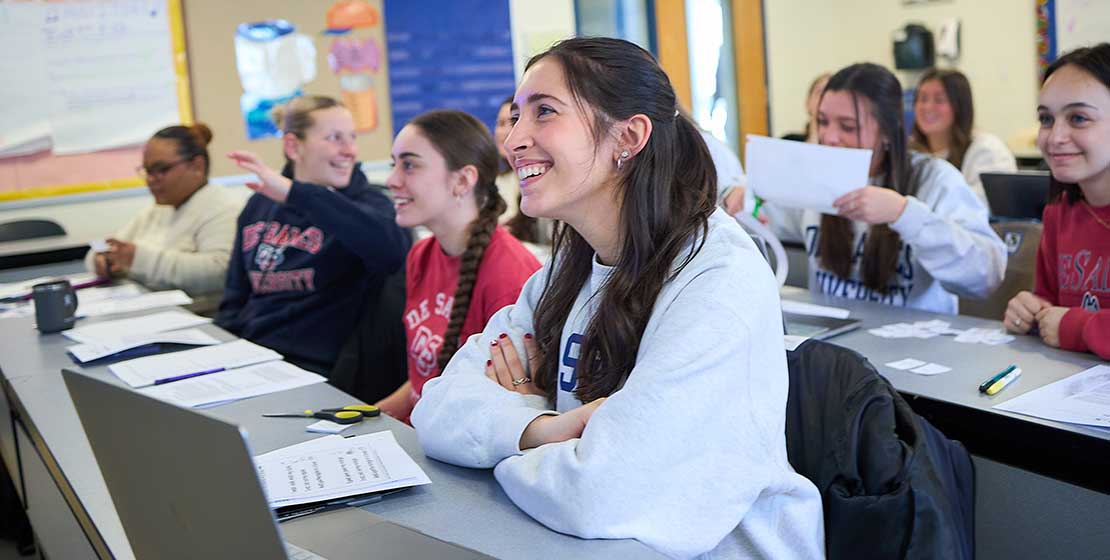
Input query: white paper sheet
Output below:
<box><xmin>139</xmin><ymin>360</ymin><xmax>324</xmax><ymax>409</ymax></box>
<box><xmin>253</xmin><ymin>432</ymin><xmax>431</xmax><ymax>508</ymax></box>
<box><xmin>65</xmin><ymin>309</ymin><xmax>210</xmax><ymax>344</ymax></box>
<box><xmin>110</xmin><ymin>339</ymin><xmax>282</xmax><ymax>388</ymax></box>
<box><xmin>781</xmin><ymin>300</ymin><xmax>851</xmax><ymax>319</ymax></box>
<box><xmin>910</xmin><ymin>363</ymin><xmax>951</xmax><ymax>375</ymax></box>
<box><xmin>885</xmin><ymin>358</ymin><xmax>927</xmax><ymax>370</ymax></box>
<box><xmin>78</xmin><ymin>290</ymin><xmax>193</xmax><ymax>318</ymax></box>
<box><xmin>66</xmin><ymin>328</ymin><xmax>220</xmax><ymax>363</ymax></box>
<box><xmin>745</xmin><ymin>134</ymin><xmax>872</xmax><ymax>214</ymax></box>
<box><xmin>305</xmin><ymin>419</ymin><xmax>355</xmax><ymax>435</ymax></box>
<box><xmin>994</xmin><ymin>365</ymin><xmax>1110</xmax><ymax>428</ymax></box>
<box><xmin>89</xmin><ymin>239</ymin><xmax>110</xmax><ymax>253</ymax></box>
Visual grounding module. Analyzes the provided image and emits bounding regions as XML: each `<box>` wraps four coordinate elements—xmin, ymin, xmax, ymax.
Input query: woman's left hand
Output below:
<box><xmin>833</xmin><ymin>186</ymin><xmax>908</xmax><ymax>224</ymax></box>
<box><xmin>1034</xmin><ymin>306</ymin><xmax>1069</xmax><ymax>348</ymax></box>
<box><xmin>228</xmin><ymin>150</ymin><xmax>293</xmax><ymax>204</ymax></box>
<box><xmin>486</xmin><ymin>333</ymin><xmax>545</xmax><ymax>396</ymax></box>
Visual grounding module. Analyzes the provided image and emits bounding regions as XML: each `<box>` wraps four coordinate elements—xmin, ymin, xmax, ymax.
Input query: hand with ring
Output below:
<box><xmin>485</xmin><ymin>332</ymin><xmax>545</xmax><ymax>396</ymax></box>
<box><xmin>1004</xmin><ymin>290</ymin><xmax>1050</xmax><ymax>334</ymax></box>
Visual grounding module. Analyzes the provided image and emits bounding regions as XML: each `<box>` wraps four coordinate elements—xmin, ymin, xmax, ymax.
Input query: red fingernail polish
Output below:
<box><xmin>524</xmin><ymin>333</ymin><xmax>533</xmax><ymax>340</ymax></box>
<box><xmin>499</xmin><ymin>333</ymin><xmax>508</xmax><ymax>339</ymax></box>
<box><xmin>486</xmin><ymin>359</ymin><xmax>492</xmax><ymax>367</ymax></box>
<box><xmin>491</xmin><ymin>339</ymin><xmax>498</xmax><ymax>346</ymax></box>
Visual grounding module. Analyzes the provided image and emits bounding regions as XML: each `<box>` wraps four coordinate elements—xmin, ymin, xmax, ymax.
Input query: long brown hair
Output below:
<box><xmin>408</xmin><ymin>110</ymin><xmax>507</xmax><ymax>371</ymax></box>
<box><xmin>819</xmin><ymin>63</ymin><xmax>920</xmax><ymax>293</ymax></box>
<box><xmin>1042</xmin><ymin>43</ymin><xmax>1110</xmax><ymax>205</ymax></box>
<box><xmin>527</xmin><ymin>38</ymin><xmax>717</xmax><ymax>403</ymax></box>
<box><xmin>910</xmin><ymin>68</ymin><xmax>975</xmax><ymax>169</ymax></box>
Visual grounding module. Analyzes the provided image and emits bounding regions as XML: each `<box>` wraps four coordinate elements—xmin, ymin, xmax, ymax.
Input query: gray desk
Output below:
<box><xmin>781</xmin><ymin>286</ymin><xmax>1110</xmax><ymax>559</ymax></box>
<box><xmin>1</xmin><ymin>310</ymin><xmax>663</xmax><ymax>558</ymax></box>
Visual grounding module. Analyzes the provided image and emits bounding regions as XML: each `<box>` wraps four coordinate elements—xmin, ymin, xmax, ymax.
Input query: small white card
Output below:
<box><xmin>885</xmin><ymin>358</ymin><xmax>927</xmax><ymax>370</ymax></box>
<box><xmin>911</xmin><ymin>363</ymin><xmax>952</xmax><ymax>375</ymax></box>
<box><xmin>306</xmin><ymin>419</ymin><xmax>355</xmax><ymax>434</ymax></box>
<box><xmin>89</xmin><ymin>239</ymin><xmax>110</xmax><ymax>253</ymax></box>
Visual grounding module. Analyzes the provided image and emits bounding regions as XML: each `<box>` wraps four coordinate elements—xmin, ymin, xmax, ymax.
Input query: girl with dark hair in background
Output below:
<box><xmin>1004</xmin><ymin>43</ymin><xmax>1110</xmax><ymax>359</ymax></box>
<box><xmin>765</xmin><ymin>63</ymin><xmax>1005</xmax><ymax>314</ymax></box>
<box><xmin>412</xmin><ymin>38</ymin><xmax>824</xmax><ymax>559</ymax></box>
<box><xmin>374</xmin><ymin>110</ymin><xmax>541</xmax><ymax>423</ymax></box>
<box><xmin>218</xmin><ymin>95</ymin><xmax>408</xmax><ymax>374</ymax></box>
<box><xmin>911</xmin><ymin>68</ymin><xmax>1017</xmax><ymax>204</ymax></box>
<box><xmin>87</xmin><ymin>123</ymin><xmax>242</xmax><ymax>301</ymax></box>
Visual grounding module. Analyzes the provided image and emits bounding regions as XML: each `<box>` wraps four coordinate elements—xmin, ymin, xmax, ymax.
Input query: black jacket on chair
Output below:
<box><xmin>785</xmin><ymin>339</ymin><xmax>974</xmax><ymax>559</ymax></box>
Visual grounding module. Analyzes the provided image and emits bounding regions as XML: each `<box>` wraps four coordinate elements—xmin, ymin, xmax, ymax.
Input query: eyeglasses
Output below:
<box><xmin>136</xmin><ymin>159</ymin><xmax>188</xmax><ymax>180</ymax></box>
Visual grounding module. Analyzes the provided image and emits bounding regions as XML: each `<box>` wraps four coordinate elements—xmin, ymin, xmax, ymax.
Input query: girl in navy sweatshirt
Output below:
<box><xmin>218</xmin><ymin>95</ymin><xmax>407</xmax><ymax>373</ymax></box>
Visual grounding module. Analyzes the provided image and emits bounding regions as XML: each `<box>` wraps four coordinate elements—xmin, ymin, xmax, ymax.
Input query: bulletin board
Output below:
<box><xmin>184</xmin><ymin>0</ymin><xmax>393</xmax><ymax>179</ymax></box>
<box><xmin>0</xmin><ymin>0</ymin><xmax>192</xmax><ymax>202</ymax></box>
<box><xmin>1036</xmin><ymin>0</ymin><xmax>1110</xmax><ymax>71</ymax></box>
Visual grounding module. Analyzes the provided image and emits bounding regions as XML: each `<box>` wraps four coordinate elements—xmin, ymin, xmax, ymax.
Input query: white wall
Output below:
<box><xmin>764</xmin><ymin>0</ymin><xmax>1038</xmax><ymax>153</ymax></box>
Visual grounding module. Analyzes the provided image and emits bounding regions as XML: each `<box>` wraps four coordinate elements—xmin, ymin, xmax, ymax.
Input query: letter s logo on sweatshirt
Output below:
<box><xmin>559</xmin><ymin>333</ymin><xmax>583</xmax><ymax>391</ymax></box>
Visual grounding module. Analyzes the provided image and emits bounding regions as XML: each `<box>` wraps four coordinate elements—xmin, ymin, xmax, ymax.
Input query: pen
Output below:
<box><xmin>978</xmin><ymin>364</ymin><xmax>1016</xmax><ymax>393</ymax></box>
<box><xmin>752</xmin><ymin>196</ymin><xmax>764</xmax><ymax>219</ymax></box>
<box><xmin>154</xmin><ymin>367</ymin><xmax>225</xmax><ymax>385</ymax></box>
<box><xmin>985</xmin><ymin>368</ymin><xmax>1022</xmax><ymax>396</ymax></box>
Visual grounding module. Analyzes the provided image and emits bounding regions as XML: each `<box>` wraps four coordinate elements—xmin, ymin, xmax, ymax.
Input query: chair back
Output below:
<box><xmin>959</xmin><ymin>220</ymin><xmax>1041</xmax><ymax>319</ymax></box>
<box><xmin>0</xmin><ymin>219</ymin><xmax>66</xmax><ymax>243</ymax></box>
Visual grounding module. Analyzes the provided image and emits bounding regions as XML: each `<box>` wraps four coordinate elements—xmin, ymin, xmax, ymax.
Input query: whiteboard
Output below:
<box><xmin>0</xmin><ymin>0</ymin><xmax>191</xmax><ymax>200</ymax></box>
<box><xmin>1055</xmin><ymin>0</ymin><xmax>1110</xmax><ymax>54</ymax></box>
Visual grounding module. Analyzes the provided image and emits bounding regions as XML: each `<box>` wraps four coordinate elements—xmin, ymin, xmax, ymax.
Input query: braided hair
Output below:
<box><xmin>408</xmin><ymin>110</ymin><xmax>507</xmax><ymax>371</ymax></box>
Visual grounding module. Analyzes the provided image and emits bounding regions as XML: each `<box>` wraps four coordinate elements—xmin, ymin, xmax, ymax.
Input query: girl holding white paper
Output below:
<box><xmin>766</xmin><ymin>63</ymin><xmax>1005</xmax><ymax>314</ymax></box>
<box><xmin>411</xmin><ymin>38</ymin><xmax>824</xmax><ymax>559</ymax></box>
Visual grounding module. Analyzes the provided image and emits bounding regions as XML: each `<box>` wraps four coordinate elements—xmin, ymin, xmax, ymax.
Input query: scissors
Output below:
<box><xmin>263</xmin><ymin>404</ymin><xmax>381</xmax><ymax>425</ymax></box>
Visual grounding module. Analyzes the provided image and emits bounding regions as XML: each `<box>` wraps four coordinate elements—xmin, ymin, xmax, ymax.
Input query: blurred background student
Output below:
<box><xmin>911</xmin><ymin>68</ymin><xmax>1017</xmax><ymax>205</ymax></box>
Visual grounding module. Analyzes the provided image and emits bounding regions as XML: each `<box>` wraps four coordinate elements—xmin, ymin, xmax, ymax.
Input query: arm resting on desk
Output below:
<box><xmin>1060</xmin><ymin>309</ymin><xmax>1110</xmax><ymax>359</ymax></box>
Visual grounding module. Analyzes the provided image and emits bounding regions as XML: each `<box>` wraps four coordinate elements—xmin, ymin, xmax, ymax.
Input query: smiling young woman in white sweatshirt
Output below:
<box><xmin>411</xmin><ymin>38</ymin><xmax>824</xmax><ymax>560</ymax></box>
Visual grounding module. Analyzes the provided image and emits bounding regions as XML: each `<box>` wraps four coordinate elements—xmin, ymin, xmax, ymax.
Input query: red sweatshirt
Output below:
<box><xmin>404</xmin><ymin>226</ymin><xmax>542</xmax><ymax>405</ymax></box>
<box><xmin>1034</xmin><ymin>200</ymin><xmax>1110</xmax><ymax>359</ymax></box>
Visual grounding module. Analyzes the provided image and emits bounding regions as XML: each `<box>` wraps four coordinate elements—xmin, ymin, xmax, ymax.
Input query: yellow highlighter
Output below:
<box><xmin>985</xmin><ymin>368</ymin><xmax>1022</xmax><ymax>396</ymax></box>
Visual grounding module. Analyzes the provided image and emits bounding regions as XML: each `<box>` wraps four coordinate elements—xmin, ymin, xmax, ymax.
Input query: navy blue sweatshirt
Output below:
<box><xmin>216</xmin><ymin>165</ymin><xmax>406</xmax><ymax>371</ymax></box>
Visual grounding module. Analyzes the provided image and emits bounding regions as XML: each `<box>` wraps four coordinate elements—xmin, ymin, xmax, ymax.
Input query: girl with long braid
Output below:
<box><xmin>375</xmin><ymin>110</ymin><xmax>541</xmax><ymax>423</ymax></box>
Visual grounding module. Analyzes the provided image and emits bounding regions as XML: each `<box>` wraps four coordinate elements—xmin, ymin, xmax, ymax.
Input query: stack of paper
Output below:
<box><xmin>65</xmin><ymin>310</ymin><xmax>218</xmax><ymax>363</ymax></box>
<box><xmin>745</xmin><ymin>134</ymin><xmax>872</xmax><ymax>214</ymax></box>
<box><xmin>254</xmin><ymin>431</ymin><xmax>431</xmax><ymax>509</ymax></box>
<box><xmin>109</xmin><ymin>339</ymin><xmax>282</xmax><ymax>388</ymax></box>
<box><xmin>139</xmin><ymin>360</ymin><xmax>326</xmax><ymax>408</ymax></box>
<box><xmin>78</xmin><ymin>289</ymin><xmax>193</xmax><ymax>317</ymax></box>
<box><xmin>994</xmin><ymin>365</ymin><xmax>1110</xmax><ymax>428</ymax></box>
<box><xmin>67</xmin><ymin>329</ymin><xmax>221</xmax><ymax>363</ymax></box>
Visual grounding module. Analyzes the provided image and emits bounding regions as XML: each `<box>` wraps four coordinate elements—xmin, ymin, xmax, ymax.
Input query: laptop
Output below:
<box><xmin>981</xmin><ymin>171</ymin><xmax>1051</xmax><ymax>220</ymax></box>
<box><xmin>62</xmin><ymin>370</ymin><xmax>490</xmax><ymax>560</ymax></box>
<box><xmin>783</xmin><ymin>312</ymin><xmax>861</xmax><ymax>340</ymax></box>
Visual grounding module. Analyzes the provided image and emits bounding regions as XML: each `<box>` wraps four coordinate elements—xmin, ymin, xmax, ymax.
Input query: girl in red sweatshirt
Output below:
<box><xmin>1005</xmin><ymin>43</ymin><xmax>1110</xmax><ymax>359</ymax></box>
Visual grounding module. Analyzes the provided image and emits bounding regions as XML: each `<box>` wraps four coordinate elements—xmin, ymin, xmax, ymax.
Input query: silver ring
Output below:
<box><xmin>1014</xmin><ymin>318</ymin><xmax>1022</xmax><ymax>327</ymax></box>
<box><xmin>511</xmin><ymin>377</ymin><xmax>531</xmax><ymax>386</ymax></box>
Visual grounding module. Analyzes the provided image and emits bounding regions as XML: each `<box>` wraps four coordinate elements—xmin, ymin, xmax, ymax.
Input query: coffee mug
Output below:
<box><xmin>33</xmin><ymin>280</ymin><xmax>78</xmax><ymax>333</ymax></box>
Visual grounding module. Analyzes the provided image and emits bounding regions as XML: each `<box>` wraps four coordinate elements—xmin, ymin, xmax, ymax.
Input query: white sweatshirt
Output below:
<box><xmin>765</xmin><ymin>152</ymin><xmax>1005</xmax><ymax>314</ymax></box>
<box><xmin>939</xmin><ymin>131</ymin><xmax>1017</xmax><ymax>206</ymax></box>
<box><xmin>85</xmin><ymin>183</ymin><xmax>244</xmax><ymax>296</ymax></box>
<box><xmin>412</xmin><ymin>209</ymin><xmax>825</xmax><ymax>560</ymax></box>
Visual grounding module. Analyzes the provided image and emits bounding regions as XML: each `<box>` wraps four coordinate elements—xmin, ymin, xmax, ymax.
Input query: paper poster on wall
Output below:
<box><xmin>0</xmin><ymin>0</ymin><xmax>182</xmax><ymax>157</ymax></box>
<box><xmin>384</xmin><ymin>0</ymin><xmax>515</xmax><ymax>135</ymax></box>
<box><xmin>324</xmin><ymin>0</ymin><xmax>383</xmax><ymax>133</ymax></box>
<box><xmin>235</xmin><ymin>20</ymin><xmax>317</xmax><ymax>140</ymax></box>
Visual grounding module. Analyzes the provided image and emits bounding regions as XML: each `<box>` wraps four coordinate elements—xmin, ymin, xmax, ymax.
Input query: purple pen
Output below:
<box><xmin>153</xmin><ymin>367</ymin><xmax>226</xmax><ymax>385</ymax></box>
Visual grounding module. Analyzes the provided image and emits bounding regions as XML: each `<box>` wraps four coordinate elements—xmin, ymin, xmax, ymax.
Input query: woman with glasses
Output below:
<box><xmin>86</xmin><ymin>123</ymin><xmax>243</xmax><ymax>303</ymax></box>
<box><xmin>218</xmin><ymin>95</ymin><xmax>408</xmax><ymax>374</ymax></box>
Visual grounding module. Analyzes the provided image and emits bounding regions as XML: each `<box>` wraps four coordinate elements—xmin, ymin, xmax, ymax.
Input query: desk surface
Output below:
<box><xmin>781</xmin><ymin>286</ymin><xmax>1110</xmax><ymax>492</ymax></box>
<box><xmin>1</xmin><ymin>310</ymin><xmax>663</xmax><ymax>559</ymax></box>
